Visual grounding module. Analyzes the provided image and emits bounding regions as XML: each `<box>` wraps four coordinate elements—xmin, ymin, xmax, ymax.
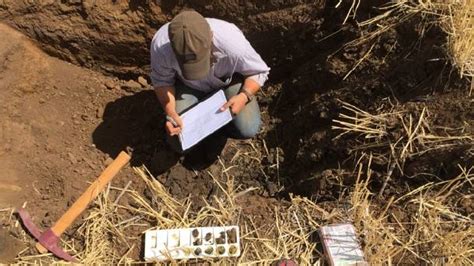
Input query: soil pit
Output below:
<box><xmin>0</xmin><ymin>0</ymin><xmax>472</xmax><ymax>264</ymax></box>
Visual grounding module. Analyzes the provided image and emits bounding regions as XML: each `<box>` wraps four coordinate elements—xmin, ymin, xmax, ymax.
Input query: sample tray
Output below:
<box><xmin>144</xmin><ymin>226</ymin><xmax>241</xmax><ymax>261</ymax></box>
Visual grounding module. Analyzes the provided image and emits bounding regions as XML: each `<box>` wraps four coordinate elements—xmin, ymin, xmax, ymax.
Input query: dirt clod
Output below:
<box><xmin>204</xmin><ymin>246</ymin><xmax>214</xmax><ymax>255</ymax></box>
<box><xmin>217</xmin><ymin>246</ymin><xmax>225</xmax><ymax>255</ymax></box>
<box><xmin>192</xmin><ymin>229</ymin><xmax>199</xmax><ymax>238</ymax></box>
<box><xmin>104</xmin><ymin>80</ymin><xmax>116</xmax><ymax>90</ymax></box>
<box><xmin>204</xmin><ymin>232</ymin><xmax>213</xmax><ymax>242</ymax></box>
<box><xmin>226</xmin><ymin>228</ymin><xmax>237</xmax><ymax>244</ymax></box>
<box><xmin>228</xmin><ymin>245</ymin><xmax>237</xmax><ymax>255</ymax></box>
<box><xmin>104</xmin><ymin>157</ymin><xmax>114</xmax><ymax>166</ymax></box>
<box><xmin>193</xmin><ymin>238</ymin><xmax>202</xmax><ymax>246</ymax></box>
<box><xmin>215</xmin><ymin>232</ymin><xmax>225</xmax><ymax>244</ymax></box>
<box><xmin>96</xmin><ymin>107</ymin><xmax>103</xmax><ymax>118</ymax></box>
<box><xmin>137</xmin><ymin>76</ymin><xmax>148</xmax><ymax>87</ymax></box>
<box><xmin>122</xmin><ymin>80</ymin><xmax>141</xmax><ymax>92</ymax></box>
<box><xmin>194</xmin><ymin>247</ymin><xmax>201</xmax><ymax>256</ymax></box>
<box><xmin>67</xmin><ymin>152</ymin><xmax>77</xmax><ymax>164</ymax></box>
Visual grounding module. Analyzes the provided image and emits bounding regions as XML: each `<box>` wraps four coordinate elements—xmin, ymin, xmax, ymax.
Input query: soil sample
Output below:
<box><xmin>193</xmin><ymin>238</ymin><xmax>202</xmax><ymax>246</ymax></box>
<box><xmin>217</xmin><ymin>246</ymin><xmax>226</xmax><ymax>255</ymax></box>
<box><xmin>183</xmin><ymin>247</ymin><xmax>192</xmax><ymax>256</ymax></box>
<box><xmin>205</xmin><ymin>232</ymin><xmax>213</xmax><ymax>242</ymax></box>
<box><xmin>194</xmin><ymin>247</ymin><xmax>202</xmax><ymax>256</ymax></box>
<box><xmin>215</xmin><ymin>231</ymin><xmax>226</xmax><ymax>244</ymax></box>
<box><xmin>226</xmin><ymin>228</ymin><xmax>237</xmax><ymax>243</ymax></box>
<box><xmin>204</xmin><ymin>246</ymin><xmax>214</xmax><ymax>255</ymax></box>
<box><xmin>229</xmin><ymin>245</ymin><xmax>237</xmax><ymax>255</ymax></box>
<box><xmin>192</xmin><ymin>229</ymin><xmax>199</xmax><ymax>238</ymax></box>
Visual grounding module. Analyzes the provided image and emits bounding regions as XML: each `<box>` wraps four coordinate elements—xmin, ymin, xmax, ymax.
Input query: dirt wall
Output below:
<box><xmin>0</xmin><ymin>0</ymin><xmax>472</xmax><ymax>206</ymax></box>
<box><xmin>0</xmin><ymin>0</ymin><xmax>325</xmax><ymax>79</ymax></box>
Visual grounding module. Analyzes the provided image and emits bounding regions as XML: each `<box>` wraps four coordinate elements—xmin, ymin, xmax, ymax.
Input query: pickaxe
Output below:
<box><xmin>17</xmin><ymin>151</ymin><xmax>131</xmax><ymax>262</ymax></box>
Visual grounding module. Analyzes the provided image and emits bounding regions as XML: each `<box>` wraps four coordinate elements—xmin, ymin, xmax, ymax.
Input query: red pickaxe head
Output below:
<box><xmin>16</xmin><ymin>151</ymin><xmax>131</xmax><ymax>263</ymax></box>
<box><xmin>17</xmin><ymin>208</ymin><xmax>77</xmax><ymax>262</ymax></box>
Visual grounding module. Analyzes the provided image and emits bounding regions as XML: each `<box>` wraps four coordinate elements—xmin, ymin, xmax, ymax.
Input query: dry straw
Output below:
<box><xmin>332</xmin><ymin>101</ymin><xmax>473</xmax><ymax>159</ymax></box>
<box><xmin>10</xmin><ymin>157</ymin><xmax>471</xmax><ymax>264</ymax></box>
<box><xmin>340</xmin><ymin>0</ymin><xmax>474</xmax><ymax>79</ymax></box>
<box><xmin>333</xmin><ymin>100</ymin><xmax>472</xmax><ymax>196</ymax></box>
<box><xmin>124</xmin><ymin>163</ymin><xmax>328</xmax><ymax>265</ymax></box>
<box><xmin>443</xmin><ymin>0</ymin><xmax>474</xmax><ymax>77</ymax></box>
<box><xmin>332</xmin><ymin>99</ymin><xmax>473</xmax><ymax>262</ymax></box>
<box><xmin>349</xmin><ymin>156</ymin><xmax>473</xmax><ymax>264</ymax></box>
<box><xmin>74</xmin><ymin>184</ymin><xmax>132</xmax><ymax>264</ymax></box>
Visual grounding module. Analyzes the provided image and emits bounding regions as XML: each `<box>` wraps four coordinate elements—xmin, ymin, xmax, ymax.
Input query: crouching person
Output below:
<box><xmin>150</xmin><ymin>10</ymin><xmax>270</xmax><ymax>153</ymax></box>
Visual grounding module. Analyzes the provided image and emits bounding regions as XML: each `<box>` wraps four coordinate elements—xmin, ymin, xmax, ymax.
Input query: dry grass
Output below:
<box><xmin>331</xmin><ymin>100</ymin><xmax>473</xmax><ymax>263</ymax></box>
<box><xmin>333</xmin><ymin>100</ymin><xmax>472</xmax><ymax>200</ymax></box>
<box><xmin>125</xmin><ymin>163</ymin><xmax>329</xmax><ymax>265</ymax></box>
<box><xmin>74</xmin><ymin>161</ymin><xmax>472</xmax><ymax>264</ymax></box>
<box><xmin>340</xmin><ymin>0</ymin><xmax>474</xmax><ymax>79</ymax></box>
<box><xmin>74</xmin><ymin>185</ymin><xmax>133</xmax><ymax>264</ymax></box>
<box><xmin>5</xmin><ymin>155</ymin><xmax>471</xmax><ymax>265</ymax></box>
<box><xmin>333</xmin><ymin>101</ymin><xmax>472</xmax><ymax>190</ymax></box>
<box><xmin>442</xmin><ymin>0</ymin><xmax>474</xmax><ymax>77</ymax></box>
<box><xmin>350</xmin><ymin>156</ymin><xmax>473</xmax><ymax>264</ymax></box>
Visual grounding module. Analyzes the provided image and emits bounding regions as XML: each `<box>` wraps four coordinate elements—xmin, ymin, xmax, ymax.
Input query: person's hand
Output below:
<box><xmin>165</xmin><ymin>112</ymin><xmax>183</xmax><ymax>136</ymax></box>
<box><xmin>220</xmin><ymin>93</ymin><xmax>248</xmax><ymax>115</ymax></box>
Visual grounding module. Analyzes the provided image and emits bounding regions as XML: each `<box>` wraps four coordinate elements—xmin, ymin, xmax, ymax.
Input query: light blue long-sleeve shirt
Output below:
<box><xmin>150</xmin><ymin>18</ymin><xmax>270</xmax><ymax>93</ymax></box>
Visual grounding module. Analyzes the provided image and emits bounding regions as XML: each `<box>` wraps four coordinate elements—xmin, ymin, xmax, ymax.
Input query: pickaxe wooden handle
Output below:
<box><xmin>36</xmin><ymin>151</ymin><xmax>131</xmax><ymax>253</ymax></box>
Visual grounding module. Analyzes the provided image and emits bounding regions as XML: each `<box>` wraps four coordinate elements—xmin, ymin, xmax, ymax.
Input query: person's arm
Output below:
<box><xmin>154</xmin><ymin>86</ymin><xmax>183</xmax><ymax>136</ymax></box>
<box><xmin>220</xmin><ymin>24</ymin><xmax>270</xmax><ymax>114</ymax></box>
<box><xmin>220</xmin><ymin>76</ymin><xmax>260</xmax><ymax>114</ymax></box>
<box><xmin>150</xmin><ymin>40</ymin><xmax>183</xmax><ymax>136</ymax></box>
<box><xmin>242</xmin><ymin>76</ymin><xmax>260</xmax><ymax>96</ymax></box>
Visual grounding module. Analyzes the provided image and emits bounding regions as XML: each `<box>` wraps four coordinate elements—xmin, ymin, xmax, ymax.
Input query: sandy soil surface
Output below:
<box><xmin>0</xmin><ymin>22</ymin><xmax>137</xmax><ymax>214</ymax></box>
<box><xmin>0</xmin><ymin>22</ymin><xmax>272</xmax><ymax>261</ymax></box>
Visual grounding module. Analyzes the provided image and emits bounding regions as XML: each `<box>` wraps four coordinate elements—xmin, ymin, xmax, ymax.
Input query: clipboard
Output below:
<box><xmin>177</xmin><ymin>90</ymin><xmax>232</xmax><ymax>151</ymax></box>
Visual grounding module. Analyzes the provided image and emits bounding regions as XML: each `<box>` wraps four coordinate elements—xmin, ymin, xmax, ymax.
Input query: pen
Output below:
<box><xmin>166</xmin><ymin>115</ymin><xmax>179</xmax><ymax>127</ymax></box>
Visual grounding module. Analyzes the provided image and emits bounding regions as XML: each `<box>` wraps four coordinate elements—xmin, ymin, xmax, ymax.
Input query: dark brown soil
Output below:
<box><xmin>226</xmin><ymin>228</ymin><xmax>237</xmax><ymax>244</ymax></box>
<box><xmin>0</xmin><ymin>1</ymin><xmax>327</xmax><ymax>80</ymax></box>
<box><xmin>0</xmin><ymin>0</ymin><xmax>472</xmax><ymax>263</ymax></box>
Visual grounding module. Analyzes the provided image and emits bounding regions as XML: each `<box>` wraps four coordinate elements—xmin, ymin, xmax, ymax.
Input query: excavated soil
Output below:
<box><xmin>0</xmin><ymin>0</ymin><xmax>472</xmax><ymax>263</ymax></box>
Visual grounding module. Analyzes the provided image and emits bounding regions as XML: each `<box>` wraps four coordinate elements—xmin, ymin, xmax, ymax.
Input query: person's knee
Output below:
<box><xmin>237</xmin><ymin>120</ymin><xmax>261</xmax><ymax>139</ymax></box>
<box><xmin>229</xmin><ymin>95</ymin><xmax>262</xmax><ymax>139</ymax></box>
<box><xmin>175</xmin><ymin>93</ymin><xmax>198</xmax><ymax>114</ymax></box>
<box><xmin>230</xmin><ymin>112</ymin><xmax>261</xmax><ymax>139</ymax></box>
<box><xmin>174</xmin><ymin>84</ymin><xmax>202</xmax><ymax>113</ymax></box>
<box><xmin>223</xmin><ymin>82</ymin><xmax>242</xmax><ymax>99</ymax></box>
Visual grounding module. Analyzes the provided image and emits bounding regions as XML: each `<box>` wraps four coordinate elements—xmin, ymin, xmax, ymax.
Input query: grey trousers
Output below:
<box><xmin>167</xmin><ymin>82</ymin><xmax>261</xmax><ymax>153</ymax></box>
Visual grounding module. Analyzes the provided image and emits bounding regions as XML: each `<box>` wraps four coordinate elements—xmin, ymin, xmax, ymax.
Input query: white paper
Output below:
<box><xmin>179</xmin><ymin>90</ymin><xmax>232</xmax><ymax>151</ymax></box>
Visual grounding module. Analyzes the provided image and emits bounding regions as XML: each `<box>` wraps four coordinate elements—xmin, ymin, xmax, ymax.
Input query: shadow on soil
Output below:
<box><xmin>263</xmin><ymin>7</ymin><xmax>466</xmax><ymax>200</ymax></box>
<box><xmin>92</xmin><ymin>90</ymin><xmax>226</xmax><ymax>176</ymax></box>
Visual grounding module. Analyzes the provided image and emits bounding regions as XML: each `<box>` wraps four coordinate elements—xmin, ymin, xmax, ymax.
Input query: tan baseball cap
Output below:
<box><xmin>169</xmin><ymin>10</ymin><xmax>211</xmax><ymax>80</ymax></box>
